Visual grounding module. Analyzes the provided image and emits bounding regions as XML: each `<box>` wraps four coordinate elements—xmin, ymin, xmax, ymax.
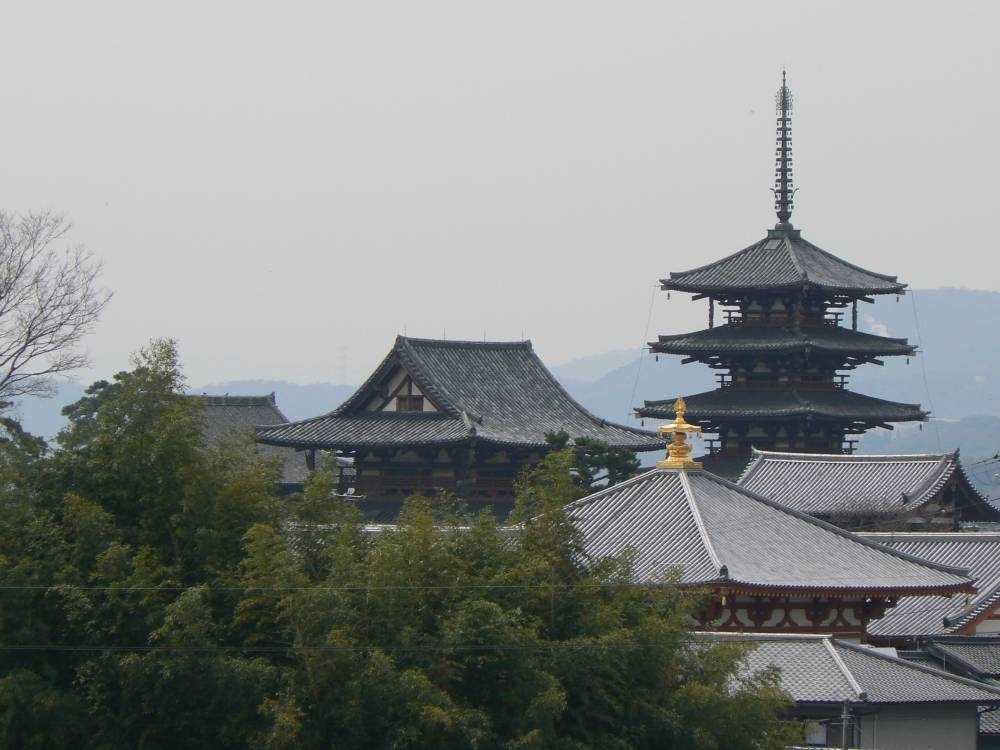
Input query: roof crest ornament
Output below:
<box><xmin>657</xmin><ymin>397</ymin><xmax>703</xmax><ymax>469</ymax></box>
<box><xmin>771</xmin><ymin>68</ymin><xmax>796</xmax><ymax>229</ymax></box>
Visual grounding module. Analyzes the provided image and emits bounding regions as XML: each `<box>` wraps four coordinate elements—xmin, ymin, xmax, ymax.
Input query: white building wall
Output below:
<box><xmin>857</xmin><ymin>704</ymin><xmax>978</xmax><ymax>750</ymax></box>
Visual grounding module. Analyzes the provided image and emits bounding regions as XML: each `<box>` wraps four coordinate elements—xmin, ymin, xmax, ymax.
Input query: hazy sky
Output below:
<box><xmin>2</xmin><ymin>1</ymin><xmax>998</xmax><ymax>386</ymax></box>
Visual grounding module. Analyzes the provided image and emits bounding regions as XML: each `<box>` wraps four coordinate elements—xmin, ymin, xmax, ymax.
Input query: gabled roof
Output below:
<box><xmin>564</xmin><ymin>468</ymin><xmax>972</xmax><ymax>595</ymax></box>
<box><xmin>258</xmin><ymin>337</ymin><xmax>661</xmax><ymax>452</ymax></box>
<box><xmin>662</xmin><ymin>228</ymin><xmax>906</xmax><ymax>296</ymax></box>
<box><xmin>651</xmin><ymin>324</ymin><xmax>915</xmax><ymax>358</ymax></box>
<box><xmin>738</xmin><ymin>450</ymin><xmax>998</xmax><ymax>520</ymax></box>
<box><xmin>195</xmin><ymin>394</ymin><xmax>307</xmax><ymax>486</ymax></box>
<box><xmin>639</xmin><ymin>388</ymin><xmax>927</xmax><ymax>424</ymax></box>
<box><xmin>710</xmin><ymin>633</ymin><xmax>1000</xmax><ymax>705</ymax></box>
<box><xmin>861</xmin><ymin>533</ymin><xmax>1000</xmax><ymax>638</ymax></box>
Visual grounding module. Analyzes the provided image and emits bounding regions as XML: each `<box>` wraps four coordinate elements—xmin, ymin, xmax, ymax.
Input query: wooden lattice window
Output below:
<box><xmin>396</xmin><ymin>395</ymin><xmax>424</xmax><ymax>412</ymax></box>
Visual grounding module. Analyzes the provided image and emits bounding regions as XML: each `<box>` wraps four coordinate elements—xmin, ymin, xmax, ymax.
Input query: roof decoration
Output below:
<box><xmin>773</xmin><ymin>69</ymin><xmax>795</xmax><ymax>227</ymax></box>
<box><xmin>656</xmin><ymin>397</ymin><xmax>703</xmax><ymax>469</ymax></box>
<box><xmin>565</xmin><ymin>467</ymin><xmax>972</xmax><ymax>595</ymax></box>
<box><xmin>258</xmin><ymin>337</ymin><xmax>662</xmax><ymax>452</ymax></box>
<box><xmin>711</xmin><ymin>633</ymin><xmax>1000</xmax><ymax>705</ymax></box>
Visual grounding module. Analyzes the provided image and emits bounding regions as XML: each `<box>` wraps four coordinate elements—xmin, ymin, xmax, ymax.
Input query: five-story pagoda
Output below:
<box><xmin>638</xmin><ymin>73</ymin><xmax>926</xmax><ymax>472</ymax></box>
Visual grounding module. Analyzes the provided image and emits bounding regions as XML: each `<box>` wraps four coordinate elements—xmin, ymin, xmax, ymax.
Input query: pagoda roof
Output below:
<box><xmin>711</xmin><ymin>633</ymin><xmax>1000</xmax><ymax>705</ymax></box>
<box><xmin>564</xmin><ymin>468</ymin><xmax>973</xmax><ymax>595</ymax></box>
<box><xmin>639</xmin><ymin>388</ymin><xmax>927</xmax><ymax>424</ymax></box>
<box><xmin>258</xmin><ymin>336</ymin><xmax>662</xmax><ymax>452</ymax></box>
<box><xmin>738</xmin><ymin>450</ymin><xmax>998</xmax><ymax>521</ymax></box>
<box><xmin>860</xmin><ymin>533</ymin><xmax>1000</xmax><ymax>638</ymax></box>
<box><xmin>662</xmin><ymin>228</ymin><xmax>906</xmax><ymax>296</ymax></box>
<box><xmin>651</xmin><ymin>324</ymin><xmax>915</xmax><ymax>358</ymax></box>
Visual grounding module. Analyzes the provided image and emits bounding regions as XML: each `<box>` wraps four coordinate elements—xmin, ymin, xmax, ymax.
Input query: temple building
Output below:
<box><xmin>563</xmin><ymin>402</ymin><xmax>974</xmax><ymax>638</ymax></box>
<box><xmin>257</xmin><ymin>336</ymin><xmax>661</xmax><ymax>520</ymax></box>
<box><xmin>195</xmin><ymin>394</ymin><xmax>309</xmax><ymax>493</ymax></box>
<box><xmin>738</xmin><ymin>449</ymin><xmax>1000</xmax><ymax>530</ymax></box>
<box><xmin>638</xmin><ymin>73</ymin><xmax>925</xmax><ymax>472</ymax></box>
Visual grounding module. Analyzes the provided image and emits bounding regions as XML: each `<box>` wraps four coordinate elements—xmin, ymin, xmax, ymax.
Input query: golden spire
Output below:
<box><xmin>656</xmin><ymin>398</ymin><xmax>703</xmax><ymax>469</ymax></box>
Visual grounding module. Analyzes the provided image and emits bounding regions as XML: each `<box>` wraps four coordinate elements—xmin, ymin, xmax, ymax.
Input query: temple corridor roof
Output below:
<box><xmin>860</xmin><ymin>533</ymin><xmax>1000</xmax><ymax>639</ymax></box>
<box><xmin>662</xmin><ymin>228</ymin><xmax>906</xmax><ymax>296</ymax></box>
<box><xmin>258</xmin><ymin>337</ymin><xmax>662</xmax><ymax>452</ymax></box>
<box><xmin>738</xmin><ymin>450</ymin><xmax>997</xmax><ymax>520</ymax></box>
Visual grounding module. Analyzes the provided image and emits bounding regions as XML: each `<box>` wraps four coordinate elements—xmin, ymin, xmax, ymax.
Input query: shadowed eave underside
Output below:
<box><xmin>651</xmin><ymin>324</ymin><xmax>916</xmax><ymax>357</ymax></box>
<box><xmin>639</xmin><ymin>388</ymin><xmax>928</xmax><ymax>424</ymax></box>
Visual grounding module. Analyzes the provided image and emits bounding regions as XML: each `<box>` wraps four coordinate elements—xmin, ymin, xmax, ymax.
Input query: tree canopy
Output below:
<box><xmin>0</xmin><ymin>340</ymin><xmax>799</xmax><ymax>749</ymax></box>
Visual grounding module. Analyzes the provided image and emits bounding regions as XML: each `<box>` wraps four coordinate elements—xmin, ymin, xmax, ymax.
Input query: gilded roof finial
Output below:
<box><xmin>771</xmin><ymin>68</ymin><xmax>796</xmax><ymax>228</ymax></box>
<box><xmin>656</xmin><ymin>397</ymin><xmax>703</xmax><ymax>469</ymax></box>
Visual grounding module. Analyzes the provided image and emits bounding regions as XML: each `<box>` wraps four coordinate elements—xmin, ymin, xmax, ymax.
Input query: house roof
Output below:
<box><xmin>195</xmin><ymin>394</ymin><xmax>307</xmax><ymax>486</ymax></box>
<box><xmin>258</xmin><ymin>337</ymin><xmax>662</xmax><ymax>452</ymax></box>
<box><xmin>709</xmin><ymin>633</ymin><xmax>1000</xmax><ymax>705</ymax></box>
<box><xmin>639</xmin><ymin>388</ymin><xmax>927</xmax><ymax>424</ymax></box>
<box><xmin>650</xmin><ymin>324</ymin><xmax>915</xmax><ymax>359</ymax></box>
<box><xmin>860</xmin><ymin>533</ymin><xmax>1000</xmax><ymax>638</ymax></box>
<box><xmin>563</xmin><ymin>468</ymin><xmax>972</xmax><ymax>595</ymax></box>
<box><xmin>738</xmin><ymin>450</ymin><xmax>997</xmax><ymax>520</ymax></box>
<box><xmin>662</xmin><ymin>228</ymin><xmax>906</xmax><ymax>296</ymax></box>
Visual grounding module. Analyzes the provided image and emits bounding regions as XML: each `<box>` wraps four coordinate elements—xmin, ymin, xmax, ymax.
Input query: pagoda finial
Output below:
<box><xmin>772</xmin><ymin>68</ymin><xmax>796</xmax><ymax>228</ymax></box>
<box><xmin>656</xmin><ymin>397</ymin><xmax>703</xmax><ymax>469</ymax></box>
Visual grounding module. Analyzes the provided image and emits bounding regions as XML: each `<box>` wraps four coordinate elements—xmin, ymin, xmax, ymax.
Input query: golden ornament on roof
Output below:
<box><xmin>656</xmin><ymin>397</ymin><xmax>703</xmax><ymax>469</ymax></box>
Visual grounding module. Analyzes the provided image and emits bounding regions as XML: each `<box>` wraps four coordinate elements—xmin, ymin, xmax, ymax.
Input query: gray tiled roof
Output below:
<box><xmin>738</xmin><ymin>450</ymin><xmax>996</xmax><ymax>519</ymax></box>
<box><xmin>663</xmin><ymin>229</ymin><xmax>906</xmax><ymax>295</ymax></box>
<box><xmin>651</xmin><ymin>324</ymin><xmax>915</xmax><ymax>357</ymax></box>
<box><xmin>565</xmin><ymin>469</ymin><xmax>972</xmax><ymax>593</ymax></box>
<box><xmin>639</xmin><ymin>388</ymin><xmax>927</xmax><ymax>423</ymax></box>
<box><xmin>861</xmin><ymin>533</ymin><xmax>1000</xmax><ymax>638</ymax></box>
<box><xmin>259</xmin><ymin>337</ymin><xmax>662</xmax><ymax>451</ymax></box>
<box><xmin>712</xmin><ymin>633</ymin><xmax>1000</xmax><ymax>705</ymax></box>
<box><xmin>194</xmin><ymin>395</ymin><xmax>308</xmax><ymax>486</ymax></box>
<box><xmin>925</xmin><ymin>637</ymin><xmax>1000</xmax><ymax>679</ymax></box>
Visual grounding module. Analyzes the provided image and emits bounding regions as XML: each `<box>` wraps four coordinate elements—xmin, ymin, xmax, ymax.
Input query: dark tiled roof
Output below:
<box><xmin>738</xmin><ymin>450</ymin><xmax>996</xmax><ymax>519</ymax></box>
<box><xmin>639</xmin><ymin>387</ymin><xmax>927</xmax><ymax>423</ymax></box>
<box><xmin>860</xmin><ymin>533</ymin><xmax>1000</xmax><ymax>638</ymax></box>
<box><xmin>565</xmin><ymin>468</ymin><xmax>971</xmax><ymax>594</ymax></box>
<box><xmin>663</xmin><ymin>228</ymin><xmax>906</xmax><ymax>295</ymax></box>
<box><xmin>194</xmin><ymin>394</ymin><xmax>308</xmax><ymax>486</ymax></box>
<box><xmin>710</xmin><ymin>633</ymin><xmax>1000</xmax><ymax>705</ymax></box>
<box><xmin>651</xmin><ymin>324</ymin><xmax>915</xmax><ymax>357</ymax></box>
<box><xmin>259</xmin><ymin>337</ymin><xmax>662</xmax><ymax>451</ymax></box>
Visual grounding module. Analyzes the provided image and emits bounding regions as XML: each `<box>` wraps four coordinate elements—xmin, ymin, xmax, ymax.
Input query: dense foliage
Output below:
<box><xmin>0</xmin><ymin>341</ymin><xmax>798</xmax><ymax>749</ymax></box>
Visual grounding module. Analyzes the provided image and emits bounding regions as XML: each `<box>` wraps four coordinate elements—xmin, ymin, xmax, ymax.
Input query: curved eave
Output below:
<box><xmin>661</xmin><ymin>278</ymin><xmax>907</xmax><ymax>296</ymax></box>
